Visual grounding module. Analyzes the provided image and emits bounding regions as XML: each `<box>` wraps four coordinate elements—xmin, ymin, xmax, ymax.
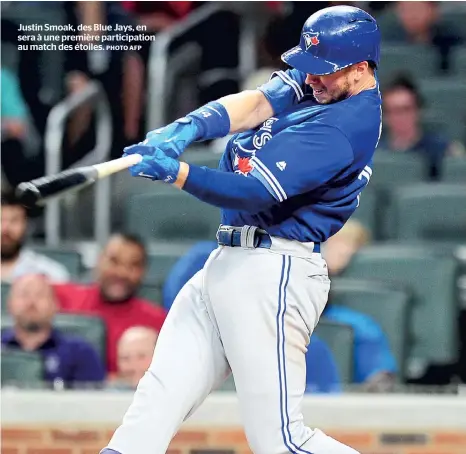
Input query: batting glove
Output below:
<box><xmin>123</xmin><ymin>144</ymin><xmax>180</xmax><ymax>184</ymax></box>
<box><xmin>143</xmin><ymin>117</ymin><xmax>201</xmax><ymax>159</ymax></box>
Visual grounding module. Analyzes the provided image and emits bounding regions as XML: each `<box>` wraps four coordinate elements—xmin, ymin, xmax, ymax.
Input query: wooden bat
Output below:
<box><xmin>15</xmin><ymin>154</ymin><xmax>143</xmax><ymax>208</ymax></box>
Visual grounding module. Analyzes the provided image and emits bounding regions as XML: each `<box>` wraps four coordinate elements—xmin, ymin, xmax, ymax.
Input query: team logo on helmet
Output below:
<box><xmin>303</xmin><ymin>32</ymin><xmax>320</xmax><ymax>49</ymax></box>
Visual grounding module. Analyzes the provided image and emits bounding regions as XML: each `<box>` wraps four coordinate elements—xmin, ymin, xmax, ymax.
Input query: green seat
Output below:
<box><xmin>181</xmin><ymin>149</ymin><xmax>221</xmax><ymax>169</ymax></box>
<box><xmin>330</xmin><ymin>278</ymin><xmax>412</xmax><ymax>380</ymax></box>
<box><xmin>1</xmin><ymin>349</ymin><xmax>44</xmax><ymax>388</ymax></box>
<box><xmin>54</xmin><ymin>314</ymin><xmax>106</xmax><ymax>361</ymax></box>
<box><xmin>145</xmin><ymin>252</ymin><xmax>185</xmax><ymax>286</ymax></box>
<box><xmin>386</xmin><ymin>184</ymin><xmax>466</xmax><ymax>243</ymax></box>
<box><xmin>371</xmin><ymin>151</ymin><xmax>426</xmax><ymax>189</ymax></box>
<box><xmin>342</xmin><ymin>244</ymin><xmax>459</xmax><ymax>376</ymax></box>
<box><xmin>371</xmin><ymin>152</ymin><xmax>426</xmax><ymax>239</ymax></box>
<box><xmin>31</xmin><ymin>246</ymin><xmax>82</xmax><ymax>277</ymax></box>
<box><xmin>138</xmin><ymin>283</ymin><xmax>163</xmax><ymax>305</ymax></box>
<box><xmin>127</xmin><ymin>192</ymin><xmax>221</xmax><ymax>243</ymax></box>
<box><xmin>314</xmin><ymin>320</ymin><xmax>354</xmax><ymax>384</ymax></box>
<box><xmin>419</xmin><ymin>78</ymin><xmax>466</xmax><ymax>138</ymax></box>
<box><xmin>1</xmin><ymin>283</ymin><xmax>11</xmax><ymax>313</ymax></box>
<box><xmin>377</xmin><ymin>44</ymin><xmax>439</xmax><ymax>85</ymax></box>
<box><xmin>350</xmin><ymin>186</ymin><xmax>377</xmax><ymax>238</ymax></box>
<box><xmin>443</xmin><ymin>157</ymin><xmax>466</xmax><ymax>183</ymax></box>
<box><xmin>452</xmin><ymin>47</ymin><xmax>466</xmax><ymax>78</ymax></box>
<box><xmin>1</xmin><ymin>314</ymin><xmax>106</xmax><ymax>361</ymax></box>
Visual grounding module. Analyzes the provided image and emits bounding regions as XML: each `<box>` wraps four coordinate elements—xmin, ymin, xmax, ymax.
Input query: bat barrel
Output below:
<box><xmin>14</xmin><ymin>153</ymin><xmax>142</xmax><ymax>208</ymax></box>
<box><xmin>15</xmin><ymin>167</ymin><xmax>98</xmax><ymax>208</ymax></box>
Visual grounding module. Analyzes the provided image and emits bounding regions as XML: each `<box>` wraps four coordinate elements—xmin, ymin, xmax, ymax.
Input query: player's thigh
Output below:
<box><xmin>148</xmin><ymin>270</ymin><xmax>228</xmax><ymax>393</ymax></box>
<box><xmin>208</xmin><ymin>251</ymin><xmax>329</xmax><ymax>453</ymax></box>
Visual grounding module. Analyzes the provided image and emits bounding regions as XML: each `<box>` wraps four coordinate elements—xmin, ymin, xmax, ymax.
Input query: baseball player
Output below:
<box><xmin>101</xmin><ymin>6</ymin><xmax>381</xmax><ymax>454</ymax></box>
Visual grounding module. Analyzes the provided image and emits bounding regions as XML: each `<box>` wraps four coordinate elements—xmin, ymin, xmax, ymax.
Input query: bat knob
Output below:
<box><xmin>15</xmin><ymin>182</ymin><xmax>41</xmax><ymax>208</ymax></box>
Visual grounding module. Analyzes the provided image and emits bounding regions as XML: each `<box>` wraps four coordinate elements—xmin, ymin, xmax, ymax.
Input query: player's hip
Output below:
<box><xmin>216</xmin><ymin>224</ymin><xmax>321</xmax><ymax>259</ymax></box>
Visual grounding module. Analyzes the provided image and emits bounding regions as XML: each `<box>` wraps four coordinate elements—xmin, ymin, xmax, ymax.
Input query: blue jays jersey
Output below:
<box><xmin>219</xmin><ymin>68</ymin><xmax>382</xmax><ymax>243</ymax></box>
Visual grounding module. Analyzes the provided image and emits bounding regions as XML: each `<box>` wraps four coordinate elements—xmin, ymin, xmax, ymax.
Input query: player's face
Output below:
<box><xmin>8</xmin><ymin>275</ymin><xmax>56</xmax><ymax>332</ymax></box>
<box><xmin>97</xmin><ymin>237</ymin><xmax>146</xmax><ymax>302</ymax></box>
<box><xmin>305</xmin><ymin>67</ymin><xmax>353</xmax><ymax>104</ymax></box>
<box><xmin>1</xmin><ymin>205</ymin><xmax>27</xmax><ymax>260</ymax></box>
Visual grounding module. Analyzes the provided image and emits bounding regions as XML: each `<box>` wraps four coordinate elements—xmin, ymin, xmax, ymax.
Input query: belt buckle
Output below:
<box><xmin>217</xmin><ymin>225</ymin><xmax>235</xmax><ymax>246</ymax></box>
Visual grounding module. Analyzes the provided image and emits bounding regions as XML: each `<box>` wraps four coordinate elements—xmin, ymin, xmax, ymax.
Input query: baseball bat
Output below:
<box><xmin>15</xmin><ymin>153</ymin><xmax>143</xmax><ymax>208</ymax></box>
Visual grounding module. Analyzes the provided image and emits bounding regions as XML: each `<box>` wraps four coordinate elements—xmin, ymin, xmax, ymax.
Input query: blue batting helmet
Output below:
<box><xmin>282</xmin><ymin>5</ymin><xmax>380</xmax><ymax>75</ymax></box>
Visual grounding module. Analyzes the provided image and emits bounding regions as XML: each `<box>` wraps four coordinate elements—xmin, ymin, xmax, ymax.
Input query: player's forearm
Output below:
<box><xmin>218</xmin><ymin>90</ymin><xmax>274</xmax><ymax>133</ymax></box>
<box><xmin>174</xmin><ymin>162</ymin><xmax>275</xmax><ymax>211</ymax></box>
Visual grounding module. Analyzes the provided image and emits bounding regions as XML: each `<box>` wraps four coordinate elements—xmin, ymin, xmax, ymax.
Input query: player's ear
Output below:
<box><xmin>354</xmin><ymin>61</ymin><xmax>368</xmax><ymax>82</ymax></box>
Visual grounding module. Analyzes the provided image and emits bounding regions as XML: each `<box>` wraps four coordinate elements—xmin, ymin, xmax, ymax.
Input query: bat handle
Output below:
<box><xmin>94</xmin><ymin>153</ymin><xmax>143</xmax><ymax>178</ymax></box>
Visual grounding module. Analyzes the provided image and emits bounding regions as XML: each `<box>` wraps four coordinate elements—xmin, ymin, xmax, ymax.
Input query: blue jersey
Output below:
<box><xmin>218</xmin><ymin>69</ymin><xmax>382</xmax><ymax>243</ymax></box>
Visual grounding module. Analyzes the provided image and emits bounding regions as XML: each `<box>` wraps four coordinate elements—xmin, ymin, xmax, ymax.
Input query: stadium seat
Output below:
<box><xmin>386</xmin><ymin>183</ymin><xmax>466</xmax><ymax>243</ymax></box>
<box><xmin>443</xmin><ymin>157</ymin><xmax>466</xmax><ymax>183</ymax></box>
<box><xmin>350</xmin><ymin>185</ymin><xmax>377</xmax><ymax>238</ymax></box>
<box><xmin>313</xmin><ymin>320</ymin><xmax>354</xmax><ymax>384</ymax></box>
<box><xmin>54</xmin><ymin>314</ymin><xmax>106</xmax><ymax>361</ymax></box>
<box><xmin>145</xmin><ymin>252</ymin><xmax>186</xmax><ymax>286</ymax></box>
<box><xmin>181</xmin><ymin>149</ymin><xmax>221</xmax><ymax>169</ymax></box>
<box><xmin>1</xmin><ymin>283</ymin><xmax>11</xmax><ymax>313</ymax></box>
<box><xmin>342</xmin><ymin>244</ymin><xmax>459</xmax><ymax>377</ymax></box>
<box><xmin>330</xmin><ymin>278</ymin><xmax>412</xmax><ymax>380</ymax></box>
<box><xmin>370</xmin><ymin>151</ymin><xmax>426</xmax><ymax>239</ymax></box>
<box><xmin>419</xmin><ymin>78</ymin><xmax>466</xmax><ymax>140</ymax></box>
<box><xmin>1</xmin><ymin>349</ymin><xmax>44</xmax><ymax>387</ymax></box>
<box><xmin>30</xmin><ymin>245</ymin><xmax>82</xmax><ymax>277</ymax></box>
<box><xmin>371</xmin><ymin>151</ymin><xmax>426</xmax><ymax>189</ymax></box>
<box><xmin>138</xmin><ymin>283</ymin><xmax>163</xmax><ymax>306</ymax></box>
<box><xmin>377</xmin><ymin>44</ymin><xmax>439</xmax><ymax>85</ymax></box>
<box><xmin>1</xmin><ymin>314</ymin><xmax>106</xmax><ymax>361</ymax></box>
<box><xmin>452</xmin><ymin>47</ymin><xmax>466</xmax><ymax>78</ymax></box>
<box><xmin>127</xmin><ymin>192</ymin><xmax>221</xmax><ymax>243</ymax></box>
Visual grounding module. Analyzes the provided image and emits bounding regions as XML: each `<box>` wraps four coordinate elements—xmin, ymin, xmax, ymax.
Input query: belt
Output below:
<box><xmin>216</xmin><ymin>225</ymin><xmax>320</xmax><ymax>253</ymax></box>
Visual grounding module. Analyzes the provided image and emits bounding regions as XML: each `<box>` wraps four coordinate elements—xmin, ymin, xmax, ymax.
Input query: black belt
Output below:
<box><xmin>216</xmin><ymin>225</ymin><xmax>321</xmax><ymax>253</ymax></box>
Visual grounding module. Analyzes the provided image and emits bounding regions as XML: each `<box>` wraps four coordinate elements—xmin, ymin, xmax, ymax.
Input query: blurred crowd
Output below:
<box><xmin>1</xmin><ymin>1</ymin><xmax>466</xmax><ymax>392</ymax></box>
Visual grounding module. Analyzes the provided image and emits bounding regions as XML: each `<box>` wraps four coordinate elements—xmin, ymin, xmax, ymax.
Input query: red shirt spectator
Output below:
<box><xmin>55</xmin><ymin>283</ymin><xmax>165</xmax><ymax>373</ymax></box>
<box><xmin>54</xmin><ymin>233</ymin><xmax>167</xmax><ymax>372</ymax></box>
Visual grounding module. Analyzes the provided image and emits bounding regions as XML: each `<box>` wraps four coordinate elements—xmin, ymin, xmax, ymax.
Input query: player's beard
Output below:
<box><xmin>314</xmin><ymin>77</ymin><xmax>352</xmax><ymax>105</ymax></box>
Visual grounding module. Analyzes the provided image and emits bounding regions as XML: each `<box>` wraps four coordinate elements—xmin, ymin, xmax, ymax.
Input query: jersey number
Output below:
<box><xmin>356</xmin><ymin>166</ymin><xmax>372</xmax><ymax>207</ymax></box>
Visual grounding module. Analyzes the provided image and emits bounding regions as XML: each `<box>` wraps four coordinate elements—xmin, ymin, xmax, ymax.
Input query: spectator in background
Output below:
<box><xmin>1</xmin><ymin>274</ymin><xmax>105</xmax><ymax>388</ymax></box>
<box><xmin>322</xmin><ymin>220</ymin><xmax>398</xmax><ymax>390</ymax></box>
<box><xmin>54</xmin><ymin>233</ymin><xmax>166</xmax><ymax>373</ymax></box>
<box><xmin>110</xmin><ymin>326</ymin><xmax>159</xmax><ymax>389</ymax></box>
<box><xmin>305</xmin><ymin>335</ymin><xmax>341</xmax><ymax>394</ymax></box>
<box><xmin>1</xmin><ymin>192</ymin><xmax>70</xmax><ymax>283</ymax></box>
<box><xmin>379</xmin><ymin>75</ymin><xmax>463</xmax><ymax>179</ymax></box>
<box><xmin>1</xmin><ymin>67</ymin><xmax>42</xmax><ymax>188</ymax></box>
<box><xmin>380</xmin><ymin>1</ymin><xmax>463</xmax><ymax>72</ymax></box>
<box><xmin>322</xmin><ymin>218</ymin><xmax>371</xmax><ymax>277</ymax></box>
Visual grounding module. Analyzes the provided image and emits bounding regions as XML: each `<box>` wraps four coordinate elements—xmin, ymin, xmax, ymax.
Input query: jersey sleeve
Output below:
<box><xmin>257</xmin><ymin>68</ymin><xmax>306</xmax><ymax>114</ymax></box>
<box><xmin>249</xmin><ymin>123</ymin><xmax>354</xmax><ymax>202</ymax></box>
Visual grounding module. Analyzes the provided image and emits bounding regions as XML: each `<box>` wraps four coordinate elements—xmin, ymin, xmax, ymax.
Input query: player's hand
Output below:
<box><xmin>142</xmin><ymin>117</ymin><xmax>201</xmax><ymax>159</ymax></box>
<box><xmin>123</xmin><ymin>144</ymin><xmax>180</xmax><ymax>184</ymax></box>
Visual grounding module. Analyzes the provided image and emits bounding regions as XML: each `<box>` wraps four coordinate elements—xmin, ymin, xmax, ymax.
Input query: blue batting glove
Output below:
<box><xmin>124</xmin><ymin>144</ymin><xmax>180</xmax><ymax>183</ymax></box>
<box><xmin>143</xmin><ymin>117</ymin><xmax>201</xmax><ymax>159</ymax></box>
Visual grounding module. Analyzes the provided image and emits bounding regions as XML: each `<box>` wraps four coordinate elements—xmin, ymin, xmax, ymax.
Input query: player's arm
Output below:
<box><xmin>217</xmin><ymin>90</ymin><xmax>274</xmax><ymax>133</ymax></box>
<box><xmin>124</xmin><ymin>123</ymin><xmax>353</xmax><ymax>212</ymax></box>
<box><xmin>219</xmin><ymin>68</ymin><xmax>306</xmax><ymax>132</ymax></box>
<box><xmin>139</xmin><ymin>69</ymin><xmax>306</xmax><ymax>159</ymax></box>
